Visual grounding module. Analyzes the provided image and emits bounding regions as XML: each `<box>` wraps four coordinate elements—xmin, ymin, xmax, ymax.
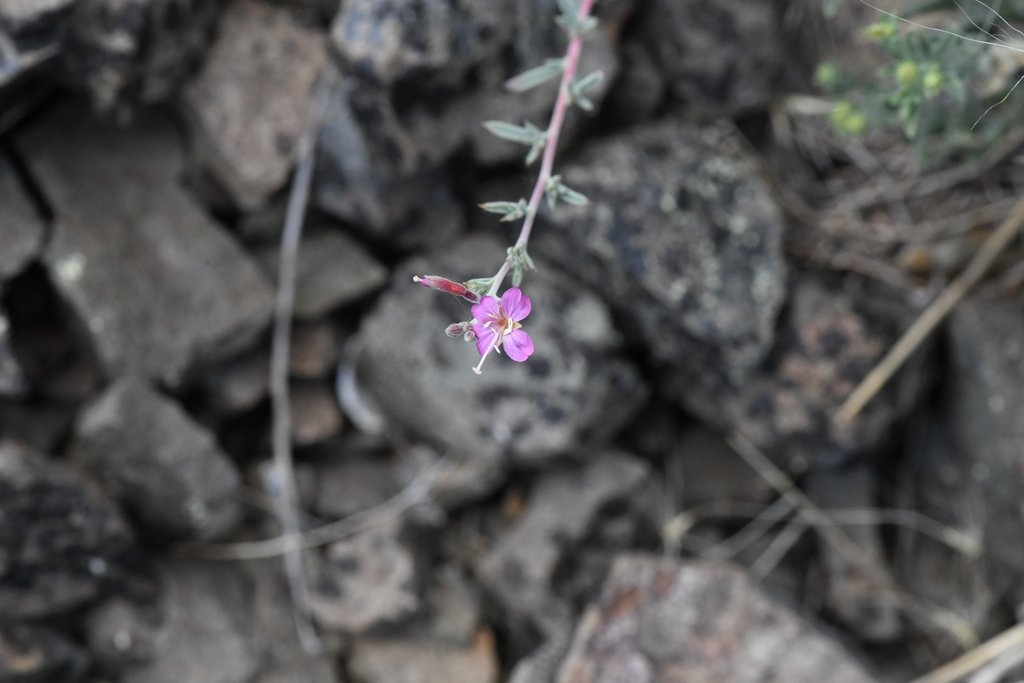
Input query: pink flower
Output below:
<box><xmin>470</xmin><ymin>287</ymin><xmax>535</xmax><ymax>374</ymax></box>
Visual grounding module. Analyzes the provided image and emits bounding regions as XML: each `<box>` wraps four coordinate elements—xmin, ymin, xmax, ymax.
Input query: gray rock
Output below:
<box><xmin>17</xmin><ymin>104</ymin><xmax>273</xmax><ymax>388</ymax></box>
<box><xmin>314</xmin><ymin>454</ymin><xmax>399</xmax><ymax>519</ymax></box>
<box><xmin>0</xmin><ymin>158</ymin><xmax>44</xmax><ymax>282</ymax></box>
<box><xmin>85</xmin><ymin>597</ymin><xmax>161</xmax><ymax>670</ymax></box>
<box><xmin>476</xmin><ymin>451</ymin><xmax>651</xmax><ymax>647</ymax></box>
<box><xmin>310</xmin><ymin>518</ymin><xmax>420</xmax><ymax>633</ymax></box>
<box><xmin>672</xmin><ymin>276</ymin><xmax>923</xmax><ymax>471</ymax></box>
<box><xmin>256</xmin><ymin>228</ymin><xmax>387</xmax><ymax>318</ymax></box>
<box><xmin>348</xmin><ymin>627</ymin><xmax>499</xmax><ymax>683</ymax></box>
<box><xmin>557</xmin><ymin>557</ymin><xmax>876</xmax><ymax>683</ymax></box>
<box><xmin>532</xmin><ymin>118</ymin><xmax>787</xmax><ymax>384</ymax></box>
<box><xmin>357</xmin><ymin>234</ymin><xmax>645</xmax><ymax>466</ymax></box>
<box><xmin>70</xmin><ymin>377</ymin><xmax>242</xmax><ymax>540</ymax></box>
<box><xmin>199</xmin><ymin>346</ymin><xmax>269</xmax><ymax>417</ymax></box>
<box><xmin>0</xmin><ymin>441</ymin><xmax>135</xmax><ymax>620</ymax></box>
<box><xmin>626</xmin><ymin>0</ymin><xmax>783</xmax><ymax>117</ymax></box>
<box><xmin>117</xmin><ymin>561</ymin><xmax>262</xmax><ymax>683</ymax></box>
<box><xmin>180</xmin><ymin>0</ymin><xmax>328</xmax><ymax>210</ymax></box>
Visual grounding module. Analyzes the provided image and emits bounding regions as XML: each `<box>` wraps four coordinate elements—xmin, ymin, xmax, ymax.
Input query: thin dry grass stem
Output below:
<box><xmin>727</xmin><ymin>432</ymin><xmax>978</xmax><ymax>649</ymax></box>
<box><xmin>837</xmin><ymin>194</ymin><xmax>1024</xmax><ymax>423</ymax></box>
<box><xmin>909</xmin><ymin>622</ymin><xmax>1024</xmax><ymax>683</ymax></box>
<box><xmin>266</xmin><ymin>74</ymin><xmax>334</xmax><ymax>655</ymax></box>
<box><xmin>174</xmin><ymin>454</ymin><xmax>452</xmax><ymax>561</ymax></box>
<box><xmin>665</xmin><ymin>500</ymin><xmax>980</xmax><ymax>558</ymax></box>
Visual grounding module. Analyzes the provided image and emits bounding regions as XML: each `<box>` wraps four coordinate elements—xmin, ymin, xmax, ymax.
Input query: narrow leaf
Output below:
<box><xmin>506</xmin><ymin>59</ymin><xmax>565</xmax><ymax>93</ymax></box>
<box><xmin>557</xmin><ymin>182</ymin><xmax>589</xmax><ymax>206</ymax></box>
<box><xmin>525</xmin><ymin>134</ymin><xmax>546</xmax><ymax>166</ymax></box>
<box><xmin>479</xmin><ymin>199</ymin><xmax>528</xmax><ymax>222</ymax></box>
<box><xmin>482</xmin><ymin>120</ymin><xmax>542</xmax><ymax>146</ymax></box>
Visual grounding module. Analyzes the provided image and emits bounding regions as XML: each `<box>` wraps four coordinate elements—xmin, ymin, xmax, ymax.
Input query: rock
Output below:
<box><xmin>624</xmin><ymin>0</ymin><xmax>784</xmax><ymax>117</ymax></box>
<box><xmin>557</xmin><ymin>557</ymin><xmax>876</xmax><ymax>683</ymax></box>
<box><xmin>315</xmin><ymin>85</ymin><xmax>465</xmax><ymax>247</ymax></box>
<box><xmin>0</xmin><ymin>158</ymin><xmax>44</xmax><ymax>282</ymax></box>
<box><xmin>348</xmin><ymin>628</ymin><xmax>499</xmax><ymax>683</ymax></box>
<box><xmin>256</xmin><ymin>228</ymin><xmax>387</xmax><ymax>319</ymax></box>
<box><xmin>532</xmin><ymin>117</ymin><xmax>787</xmax><ymax>384</ymax></box>
<box><xmin>85</xmin><ymin>597</ymin><xmax>161</xmax><ymax>670</ymax></box>
<box><xmin>289</xmin><ymin>380</ymin><xmax>344</xmax><ymax>446</ymax></box>
<box><xmin>476</xmin><ymin>451</ymin><xmax>652</xmax><ymax>648</ymax></box>
<box><xmin>0</xmin><ymin>314</ymin><xmax>25</xmax><ymax>397</ymax></box>
<box><xmin>806</xmin><ymin>464</ymin><xmax>901</xmax><ymax>642</ymax></box>
<box><xmin>0</xmin><ymin>0</ymin><xmax>73</xmax><ymax>89</ymax></box>
<box><xmin>314</xmin><ymin>453</ymin><xmax>399</xmax><ymax>519</ymax></box>
<box><xmin>310</xmin><ymin>518</ymin><xmax>421</xmax><ymax>633</ymax></box>
<box><xmin>290</xmin><ymin>321</ymin><xmax>339</xmax><ymax>379</ymax></box>
<box><xmin>672</xmin><ymin>276</ymin><xmax>923</xmax><ymax>471</ymax></box>
<box><xmin>357</xmin><ymin>234</ymin><xmax>645</xmax><ymax>467</ymax></box>
<box><xmin>198</xmin><ymin>346</ymin><xmax>269</xmax><ymax>417</ymax></box>
<box><xmin>0</xmin><ymin>624</ymin><xmax>90</xmax><ymax>683</ymax></box>
<box><xmin>0</xmin><ymin>441</ymin><xmax>135</xmax><ymax>620</ymax></box>
<box><xmin>16</xmin><ymin>103</ymin><xmax>273</xmax><ymax>388</ymax></box>
<box><xmin>70</xmin><ymin>377</ymin><xmax>242</xmax><ymax>540</ymax></box>
<box><xmin>115</xmin><ymin>561</ymin><xmax>262</xmax><ymax>683</ymax></box>
<box><xmin>907</xmin><ymin>290</ymin><xmax>1024</xmax><ymax>608</ymax></box>
<box><xmin>63</xmin><ymin>0</ymin><xmax>225</xmax><ymax>112</ymax></box>
<box><xmin>246</xmin><ymin>563</ymin><xmax>336</xmax><ymax>683</ymax></box>
<box><xmin>180</xmin><ymin>0</ymin><xmax>327</xmax><ymax>210</ymax></box>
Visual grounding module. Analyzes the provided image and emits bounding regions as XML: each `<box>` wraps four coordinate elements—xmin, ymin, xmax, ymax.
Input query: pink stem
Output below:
<box><xmin>486</xmin><ymin>0</ymin><xmax>595</xmax><ymax>297</ymax></box>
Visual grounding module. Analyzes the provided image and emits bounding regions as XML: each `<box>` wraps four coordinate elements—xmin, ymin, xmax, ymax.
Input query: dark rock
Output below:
<box><xmin>63</xmin><ymin>0</ymin><xmax>225</xmax><ymax>112</ymax></box>
<box><xmin>0</xmin><ymin>314</ymin><xmax>25</xmax><ymax>396</ymax></box>
<box><xmin>70</xmin><ymin>377</ymin><xmax>242</xmax><ymax>540</ymax></box>
<box><xmin>532</xmin><ymin>117</ymin><xmax>787</xmax><ymax>383</ymax></box>
<box><xmin>673</xmin><ymin>276</ymin><xmax>922</xmax><ymax>471</ymax></box>
<box><xmin>289</xmin><ymin>380</ymin><xmax>344</xmax><ymax>446</ymax></box>
<box><xmin>315</xmin><ymin>85</ymin><xmax>465</xmax><ymax>247</ymax></box>
<box><xmin>290</xmin><ymin>321</ymin><xmax>339</xmax><ymax>379</ymax></box>
<box><xmin>625</xmin><ymin>0</ymin><xmax>783</xmax><ymax>117</ymax></box>
<box><xmin>256</xmin><ymin>228</ymin><xmax>387</xmax><ymax>319</ymax></box>
<box><xmin>114</xmin><ymin>561</ymin><xmax>262</xmax><ymax>683</ymax></box>
<box><xmin>310</xmin><ymin>518</ymin><xmax>420</xmax><ymax>633</ymax></box>
<box><xmin>180</xmin><ymin>0</ymin><xmax>328</xmax><ymax>210</ymax></box>
<box><xmin>0</xmin><ymin>399</ymin><xmax>76</xmax><ymax>454</ymax></box>
<box><xmin>906</xmin><ymin>290</ymin><xmax>1024</xmax><ymax>609</ymax></box>
<box><xmin>0</xmin><ymin>0</ymin><xmax>72</xmax><ymax>89</ymax></box>
<box><xmin>806</xmin><ymin>464</ymin><xmax>901</xmax><ymax>642</ymax></box>
<box><xmin>0</xmin><ymin>441</ymin><xmax>135</xmax><ymax>620</ymax></box>
<box><xmin>17</xmin><ymin>104</ymin><xmax>274</xmax><ymax>388</ymax></box>
<box><xmin>357</xmin><ymin>234</ymin><xmax>645</xmax><ymax>467</ymax></box>
<box><xmin>198</xmin><ymin>346</ymin><xmax>269</xmax><ymax>417</ymax></box>
<box><xmin>557</xmin><ymin>557</ymin><xmax>876</xmax><ymax>683</ymax></box>
<box><xmin>476</xmin><ymin>451</ymin><xmax>651</xmax><ymax>647</ymax></box>
<box><xmin>0</xmin><ymin>158</ymin><xmax>44</xmax><ymax>283</ymax></box>
<box><xmin>0</xmin><ymin>624</ymin><xmax>90</xmax><ymax>683</ymax></box>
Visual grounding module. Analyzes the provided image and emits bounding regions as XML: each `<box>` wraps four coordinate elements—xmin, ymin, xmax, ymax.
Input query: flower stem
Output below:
<box><xmin>485</xmin><ymin>0</ymin><xmax>595</xmax><ymax>297</ymax></box>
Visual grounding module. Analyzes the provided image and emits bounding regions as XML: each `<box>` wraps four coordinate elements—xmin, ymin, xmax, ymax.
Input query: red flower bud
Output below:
<box><xmin>412</xmin><ymin>275</ymin><xmax>482</xmax><ymax>303</ymax></box>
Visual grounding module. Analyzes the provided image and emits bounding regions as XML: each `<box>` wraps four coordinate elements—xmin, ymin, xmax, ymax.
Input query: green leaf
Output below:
<box><xmin>506</xmin><ymin>59</ymin><xmax>565</xmax><ymax>93</ymax></box>
<box><xmin>479</xmin><ymin>199</ymin><xmax>528</xmax><ymax>222</ymax></box>
<box><xmin>569</xmin><ymin>70</ymin><xmax>604</xmax><ymax>111</ymax></box>
<box><xmin>482</xmin><ymin>120</ymin><xmax>543</xmax><ymax>146</ymax></box>
<box><xmin>557</xmin><ymin>183</ymin><xmax>589</xmax><ymax>206</ymax></box>
<box><xmin>525</xmin><ymin>134</ymin><xmax>547</xmax><ymax>166</ymax></box>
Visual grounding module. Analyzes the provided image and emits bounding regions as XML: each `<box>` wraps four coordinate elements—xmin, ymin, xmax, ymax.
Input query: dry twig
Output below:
<box><xmin>909</xmin><ymin>622</ymin><xmax>1024</xmax><ymax>683</ymax></box>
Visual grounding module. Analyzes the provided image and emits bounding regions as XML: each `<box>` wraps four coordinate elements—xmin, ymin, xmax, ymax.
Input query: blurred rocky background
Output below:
<box><xmin>2</xmin><ymin>0</ymin><xmax>1023</xmax><ymax>682</ymax></box>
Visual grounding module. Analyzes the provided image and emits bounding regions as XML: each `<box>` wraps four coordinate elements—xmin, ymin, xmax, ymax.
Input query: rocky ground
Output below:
<box><xmin>1</xmin><ymin>0</ymin><xmax>1023</xmax><ymax>682</ymax></box>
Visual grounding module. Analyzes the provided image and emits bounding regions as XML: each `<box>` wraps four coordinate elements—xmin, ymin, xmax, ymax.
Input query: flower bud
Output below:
<box><xmin>413</xmin><ymin>275</ymin><xmax>482</xmax><ymax>303</ymax></box>
<box><xmin>445</xmin><ymin>321</ymin><xmax>472</xmax><ymax>338</ymax></box>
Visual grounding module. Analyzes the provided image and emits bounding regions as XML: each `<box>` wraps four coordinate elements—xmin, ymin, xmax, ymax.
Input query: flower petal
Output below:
<box><xmin>502</xmin><ymin>329</ymin><xmax>534</xmax><ymax>362</ymax></box>
<box><xmin>473</xmin><ymin>325</ymin><xmax>498</xmax><ymax>357</ymax></box>
<box><xmin>471</xmin><ymin>296</ymin><xmax>500</xmax><ymax>322</ymax></box>
<box><xmin>500</xmin><ymin>287</ymin><xmax>532</xmax><ymax>321</ymax></box>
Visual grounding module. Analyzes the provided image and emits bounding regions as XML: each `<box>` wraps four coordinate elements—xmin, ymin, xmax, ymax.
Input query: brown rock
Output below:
<box><xmin>290</xmin><ymin>380</ymin><xmax>344</xmax><ymax>446</ymax></box>
<box><xmin>181</xmin><ymin>0</ymin><xmax>328</xmax><ymax>209</ymax></box>
<box><xmin>558</xmin><ymin>557</ymin><xmax>876</xmax><ymax>683</ymax></box>
<box><xmin>348</xmin><ymin>628</ymin><xmax>499</xmax><ymax>683</ymax></box>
